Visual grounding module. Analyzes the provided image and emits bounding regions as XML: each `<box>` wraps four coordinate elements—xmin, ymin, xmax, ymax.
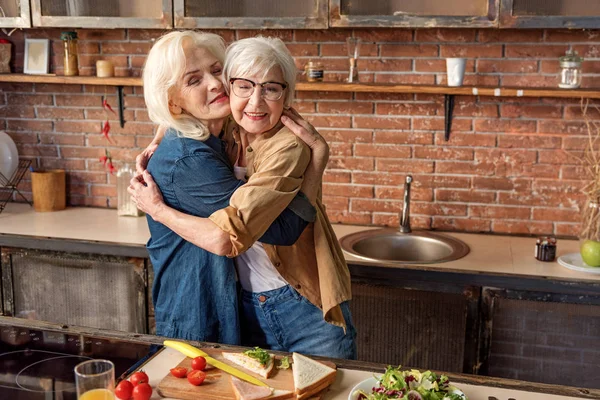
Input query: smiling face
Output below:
<box><xmin>229</xmin><ymin>67</ymin><xmax>287</xmax><ymax>136</ymax></box>
<box><xmin>169</xmin><ymin>44</ymin><xmax>230</xmax><ymax>126</ymax></box>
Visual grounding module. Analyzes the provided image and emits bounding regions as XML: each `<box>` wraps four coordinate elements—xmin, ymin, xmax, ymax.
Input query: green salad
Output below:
<box><xmin>243</xmin><ymin>347</ymin><xmax>271</xmax><ymax>366</ymax></box>
<box><xmin>355</xmin><ymin>366</ymin><xmax>467</xmax><ymax>400</ymax></box>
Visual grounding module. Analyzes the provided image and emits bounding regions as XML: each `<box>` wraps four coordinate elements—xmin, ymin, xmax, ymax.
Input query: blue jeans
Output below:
<box><xmin>239</xmin><ymin>285</ymin><xmax>357</xmax><ymax>360</ymax></box>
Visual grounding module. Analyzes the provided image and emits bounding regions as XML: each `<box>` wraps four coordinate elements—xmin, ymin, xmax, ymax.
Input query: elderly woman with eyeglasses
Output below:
<box><xmin>131</xmin><ymin>35</ymin><xmax>356</xmax><ymax>358</ymax></box>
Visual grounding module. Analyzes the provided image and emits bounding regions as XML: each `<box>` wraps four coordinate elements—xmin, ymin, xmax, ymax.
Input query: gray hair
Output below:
<box><xmin>142</xmin><ymin>31</ymin><xmax>226</xmax><ymax>141</ymax></box>
<box><xmin>223</xmin><ymin>36</ymin><xmax>296</xmax><ymax>107</ymax></box>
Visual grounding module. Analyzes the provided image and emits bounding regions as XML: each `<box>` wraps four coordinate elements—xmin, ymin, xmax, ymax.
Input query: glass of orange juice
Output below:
<box><xmin>74</xmin><ymin>359</ymin><xmax>115</xmax><ymax>400</ymax></box>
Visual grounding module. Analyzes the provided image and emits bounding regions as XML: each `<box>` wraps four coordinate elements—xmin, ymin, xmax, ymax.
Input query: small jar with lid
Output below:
<box><xmin>304</xmin><ymin>61</ymin><xmax>324</xmax><ymax>83</ymax></box>
<box><xmin>535</xmin><ymin>236</ymin><xmax>557</xmax><ymax>262</ymax></box>
<box><xmin>61</xmin><ymin>31</ymin><xmax>79</xmax><ymax>76</ymax></box>
<box><xmin>559</xmin><ymin>50</ymin><xmax>583</xmax><ymax>89</ymax></box>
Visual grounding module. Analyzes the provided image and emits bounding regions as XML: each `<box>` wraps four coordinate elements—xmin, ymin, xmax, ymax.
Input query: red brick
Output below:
<box><xmin>435</xmin><ymin>133</ymin><xmax>496</xmax><ymax>147</ymax></box>
<box><xmin>55</xmin><ymin>120</ymin><xmax>100</xmax><ymax>133</ymax></box>
<box><xmin>441</xmin><ymin>74</ymin><xmax>500</xmax><ymax>87</ymax></box>
<box><xmin>532</xmin><ymin>179</ymin><xmax>584</xmax><ymax>193</ymax></box>
<box><xmin>354</xmin><ymin>93</ymin><xmax>413</xmax><ymax>101</ymax></box>
<box><xmin>441</xmin><ymin>44</ymin><xmax>502</xmax><ymax>58</ymax></box>
<box><xmin>414</xmin><ymin>147</ymin><xmax>474</xmax><ymax>161</ymax></box>
<box><xmin>291</xmin><ymin>101</ymin><xmax>316</xmax><ymax>113</ymax></box>
<box><xmin>500</xmin><ymin>104</ymin><xmax>562</xmax><ymax>119</ymax></box>
<box><xmin>478</xmin><ymin>29</ymin><xmax>544</xmax><ymax>43</ymax></box>
<box><xmin>90</xmin><ymin>185</ymin><xmax>118</xmax><ymax>197</ymax></box>
<box><xmin>16</xmin><ymin>145</ymin><xmax>58</xmax><ymax>157</ymax></box>
<box><xmin>416</xmin><ymin>28</ymin><xmax>476</xmax><ymax>42</ymax></box>
<box><xmin>572</xmin><ymin>44</ymin><xmax>600</xmax><ymax>59</ymax></box>
<box><xmin>414</xmin><ymin>117</ymin><xmax>472</xmax><ymax>132</ymax></box>
<box><xmin>476</xmin><ymin>148</ymin><xmax>537</xmax><ymax>165</ymax></box>
<box><xmin>375</xmin><ymin>131</ymin><xmax>433</xmax><ymax>145</ymax></box>
<box><xmin>328</xmin><ymin>157</ymin><xmax>374</xmax><ymax>171</ymax></box>
<box><xmin>376</xmin><ymin>103</ymin><xmax>438</xmax><ymax>116</ymax></box>
<box><xmin>7</xmin><ymin>94</ymin><xmax>53</xmax><ymax>106</ymax></box>
<box><xmin>101</xmin><ymin>42</ymin><xmax>152</xmax><ymax>55</ymax></box>
<box><xmin>413</xmin><ymin>175</ymin><xmax>471</xmax><ymax>189</ymax></box>
<box><xmin>510</xmin><ymin>164</ymin><xmax>560</xmax><ymax>179</ymax></box>
<box><xmin>415</xmin><ymin>59</ymin><xmax>446</xmax><ymax>73</ymax></box>
<box><xmin>377</xmin><ymin>159</ymin><xmax>434</xmax><ymax>173</ymax></box>
<box><xmin>236</xmin><ymin>30</ymin><xmax>292</xmax><ymax>41</ymax></box>
<box><xmin>109</xmin><ymin>122</ymin><xmax>157</xmax><ymax>136</ymax></box>
<box><xmin>123</xmin><ymin>96</ymin><xmax>148</xmax><ymax>108</ymax></box>
<box><xmin>546</xmin><ymin>29</ymin><xmax>600</xmax><ymax>42</ymax></box>
<box><xmin>502</xmin><ymin>75</ymin><xmax>559</xmax><ymax>88</ymax></box>
<box><xmin>538</xmin><ymin>150</ymin><xmax>581</xmax><ymax>164</ymax></box>
<box><xmin>6</xmin><ymin>132</ymin><xmax>37</xmax><ymax>144</ymax></box>
<box><xmin>374</xmin><ymin>74</ymin><xmax>436</xmax><ymax>85</ymax></box>
<box><xmin>296</xmin><ymin>91</ymin><xmax>352</xmax><ymax>101</ymax></box>
<box><xmin>322</xmin><ymin>196</ymin><xmax>349</xmax><ymax>211</ymax></box>
<box><xmin>352</xmin><ymin>199</ymin><xmax>401</xmax><ymax>213</ymax></box>
<box><xmin>0</xmin><ymin>106</ymin><xmax>35</xmax><ymax>118</ymax></box>
<box><xmin>432</xmin><ymin>217</ymin><xmax>491</xmax><ymax>232</ymax></box>
<box><xmin>39</xmin><ymin>134</ymin><xmax>85</xmax><ymax>146</ymax></box>
<box><xmin>453</xmin><ymin>103</ymin><xmax>498</xmax><ymax>118</ymax></box>
<box><xmin>7</xmin><ymin>120</ymin><xmax>53</xmax><ymax>132</ymax></box>
<box><xmin>136</xmin><ymin>136</ymin><xmax>154</xmax><ymax>148</ymax></box>
<box><xmin>320</xmin><ymin>43</ymin><xmax>377</xmax><ymax>57</ymax></box>
<box><xmin>562</xmin><ymin>137</ymin><xmax>592</xmax><ymax>150</ymax></box>
<box><xmin>477</xmin><ymin>60</ymin><xmax>538</xmax><ymax>74</ymax></box>
<box><xmin>352</xmin><ymin>172</ymin><xmax>410</xmax><ymax>186</ymax></box>
<box><xmin>498</xmin><ymin>192</ymin><xmax>585</xmax><ymax>207</ymax></box>
<box><xmin>538</xmin><ymin>120</ymin><xmax>589</xmax><ymax>135</ymax></box>
<box><xmin>86</xmin><ymin>109</ymin><xmax>134</xmax><ymax>121</ymax></box>
<box><xmin>61</xmin><ymin>147</ymin><xmax>104</xmax><ymax>159</ymax></box>
<box><xmin>505</xmin><ymin>45</ymin><xmax>569</xmax><ymax>58</ymax></box>
<box><xmin>323</xmin><ymin>171</ymin><xmax>351</xmax><ymax>183</ymax></box>
<box><xmin>436</xmin><ymin>189</ymin><xmax>495</xmax><ymax>203</ymax></box>
<box><xmin>352</xmin><ymin>29</ymin><xmax>413</xmax><ymax>43</ymax></box>
<box><xmin>498</xmin><ymin>135</ymin><xmax>561</xmax><ymax>149</ymax></box>
<box><xmin>470</xmin><ymin>205</ymin><xmax>531</xmax><ymax>219</ymax></box>
<box><xmin>293</xmin><ymin>30</ymin><xmax>348</xmax><ymax>42</ymax></box>
<box><xmin>88</xmin><ymin>135</ymin><xmax>136</xmax><ymax>148</ymax></box>
<box><xmin>322</xmin><ymin>183</ymin><xmax>374</xmax><ymax>198</ymax></box>
<box><xmin>380</xmin><ymin>44</ymin><xmax>438</xmax><ymax>57</ymax></box>
<box><xmin>474</xmin><ymin>119</ymin><xmax>536</xmax><ymax>133</ymax></box>
<box><xmin>413</xmin><ymin>202</ymin><xmax>467</xmax><ymax>216</ymax></box>
<box><xmin>55</xmin><ymin>94</ymin><xmax>103</xmax><ymax>107</ymax></box>
<box><xmin>77</xmin><ymin>29</ymin><xmax>126</xmax><ymax>40</ymax></box>
<box><xmin>555</xmin><ymin>223</ymin><xmax>581</xmax><ymax>237</ymax></box>
<box><xmin>492</xmin><ymin>221</ymin><xmax>553</xmax><ymax>235</ymax></box>
<box><xmin>436</xmin><ymin>160</ymin><xmax>495</xmax><ymax>175</ymax></box>
<box><xmin>373</xmin><ymin>214</ymin><xmax>431</xmax><ymax>229</ymax></box>
<box><xmin>327</xmin><ymin>211</ymin><xmax>372</xmax><ymax>225</ymax></box>
<box><xmin>106</xmin><ymin>149</ymin><xmax>145</xmax><ymax>161</ymax></box>
<box><xmin>564</xmin><ymin>105</ymin><xmax>600</xmax><ymax>120</ymax></box>
<box><xmin>318</xmin><ymin>101</ymin><xmax>373</xmax><ymax>114</ymax></box>
<box><xmin>353</xmin><ymin>116</ymin><xmax>410</xmax><ymax>130</ymax></box>
<box><xmin>305</xmin><ymin>115</ymin><xmax>351</xmax><ymax>128</ymax></box>
<box><xmin>40</xmin><ymin>158</ymin><xmax>86</xmax><ymax>170</ymax></box>
<box><xmin>330</xmin><ymin>143</ymin><xmax>352</xmax><ymax>156</ymax></box>
<box><xmin>560</xmin><ymin>166</ymin><xmax>586</xmax><ymax>180</ymax></box>
<box><xmin>354</xmin><ymin>144</ymin><xmax>411</xmax><ymax>158</ymax></box>
<box><xmin>321</xmin><ymin>129</ymin><xmax>372</xmax><ymax>143</ymax></box>
<box><xmin>0</xmin><ymin>83</ymin><xmax>34</xmax><ymax>92</ymax></box>
<box><xmin>375</xmin><ymin>187</ymin><xmax>433</xmax><ymax>202</ymax></box>
<box><xmin>532</xmin><ymin>208</ymin><xmax>580</xmax><ymax>222</ymax></box>
<box><xmin>78</xmin><ymin>54</ymin><xmax>128</xmax><ymax>68</ymax></box>
<box><xmin>361</xmin><ymin>59</ymin><xmax>412</xmax><ymax>72</ymax></box>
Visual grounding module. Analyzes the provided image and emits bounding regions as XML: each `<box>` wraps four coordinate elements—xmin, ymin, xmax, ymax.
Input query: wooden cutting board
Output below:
<box><xmin>157</xmin><ymin>348</ymin><xmax>336</xmax><ymax>400</ymax></box>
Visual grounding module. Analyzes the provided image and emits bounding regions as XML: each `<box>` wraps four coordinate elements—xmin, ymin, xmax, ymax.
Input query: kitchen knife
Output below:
<box><xmin>164</xmin><ymin>340</ymin><xmax>269</xmax><ymax>387</ymax></box>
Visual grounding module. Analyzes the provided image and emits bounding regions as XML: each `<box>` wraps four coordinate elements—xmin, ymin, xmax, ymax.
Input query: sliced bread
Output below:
<box><xmin>223</xmin><ymin>352</ymin><xmax>275</xmax><ymax>379</ymax></box>
<box><xmin>292</xmin><ymin>352</ymin><xmax>337</xmax><ymax>397</ymax></box>
<box><xmin>230</xmin><ymin>377</ymin><xmax>294</xmax><ymax>400</ymax></box>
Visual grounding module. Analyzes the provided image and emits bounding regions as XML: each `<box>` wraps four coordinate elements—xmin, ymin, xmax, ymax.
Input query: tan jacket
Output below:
<box><xmin>209</xmin><ymin>125</ymin><xmax>352</xmax><ymax>329</ymax></box>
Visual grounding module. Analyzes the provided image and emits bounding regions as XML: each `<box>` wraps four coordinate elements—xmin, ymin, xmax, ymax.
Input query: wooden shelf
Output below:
<box><xmin>1</xmin><ymin>74</ymin><xmax>600</xmax><ymax>99</ymax></box>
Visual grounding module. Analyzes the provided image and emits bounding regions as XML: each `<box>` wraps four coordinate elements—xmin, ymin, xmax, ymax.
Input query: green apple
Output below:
<box><xmin>580</xmin><ymin>240</ymin><xmax>600</xmax><ymax>267</ymax></box>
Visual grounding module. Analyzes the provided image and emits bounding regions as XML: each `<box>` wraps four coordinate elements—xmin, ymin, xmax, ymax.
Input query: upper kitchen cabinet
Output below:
<box><xmin>0</xmin><ymin>0</ymin><xmax>31</xmax><ymax>28</ymax></box>
<box><xmin>173</xmin><ymin>0</ymin><xmax>327</xmax><ymax>29</ymax></box>
<box><xmin>500</xmin><ymin>0</ymin><xmax>600</xmax><ymax>28</ymax></box>
<box><xmin>30</xmin><ymin>0</ymin><xmax>172</xmax><ymax>28</ymax></box>
<box><xmin>330</xmin><ymin>0</ymin><xmax>498</xmax><ymax>28</ymax></box>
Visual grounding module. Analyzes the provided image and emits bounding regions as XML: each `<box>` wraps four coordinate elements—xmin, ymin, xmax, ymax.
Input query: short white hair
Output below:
<box><xmin>224</xmin><ymin>37</ymin><xmax>296</xmax><ymax>107</ymax></box>
<box><xmin>143</xmin><ymin>31</ymin><xmax>226</xmax><ymax>141</ymax></box>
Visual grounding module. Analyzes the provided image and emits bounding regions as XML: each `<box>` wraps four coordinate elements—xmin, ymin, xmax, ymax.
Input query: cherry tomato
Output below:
<box><xmin>187</xmin><ymin>370</ymin><xmax>206</xmax><ymax>386</ymax></box>
<box><xmin>191</xmin><ymin>356</ymin><xmax>207</xmax><ymax>371</ymax></box>
<box><xmin>115</xmin><ymin>380</ymin><xmax>134</xmax><ymax>400</ymax></box>
<box><xmin>132</xmin><ymin>382</ymin><xmax>152</xmax><ymax>400</ymax></box>
<box><xmin>170</xmin><ymin>366</ymin><xmax>188</xmax><ymax>378</ymax></box>
<box><xmin>129</xmin><ymin>371</ymin><xmax>149</xmax><ymax>386</ymax></box>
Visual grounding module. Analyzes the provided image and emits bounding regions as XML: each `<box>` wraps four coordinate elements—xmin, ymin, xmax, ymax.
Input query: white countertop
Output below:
<box><xmin>1</xmin><ymin>202</ymin><xmax>599</xmax><ymax>283</ymax></box>
<box><xmin>141</xmin><ymin>347</ymin><xmax>585</xmax><ymax>400</ymax></box>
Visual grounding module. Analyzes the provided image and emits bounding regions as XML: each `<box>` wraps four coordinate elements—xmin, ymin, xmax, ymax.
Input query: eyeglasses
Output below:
<box><xmin>229</xmin><ymin>78</ymin><xmax>287</xmax><ymax>101</ymax></box>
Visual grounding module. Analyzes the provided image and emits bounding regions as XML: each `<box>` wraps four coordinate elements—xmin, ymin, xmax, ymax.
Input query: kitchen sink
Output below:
<box><xmin>339</xmin><ymin>228</ymin><xmax>470</xmax><ymax>264</ymax></box>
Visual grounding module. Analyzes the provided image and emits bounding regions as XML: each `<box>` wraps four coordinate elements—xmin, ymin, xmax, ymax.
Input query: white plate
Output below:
<box><xmin>558</xmin><ymin>252</ymin><xmax>600</xmax><ymax>274</ymax></box>
<box><xmin>348</xmin><ymin>376</ymin><xmax>379</xmax><ymax>400</ymax></box>
<box><xmin>0</xmin><ymin>131</ymin><xmax>19</xmax><ymax>185</ymax></box>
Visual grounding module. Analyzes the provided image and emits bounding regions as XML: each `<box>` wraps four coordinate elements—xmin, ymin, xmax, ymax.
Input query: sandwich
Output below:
<box><xmin>222</xmin><ymin>347</ymin><xmax>275</xmax><ymax>378</ymax></box>
<box><xmin>292</xmin><ymin>353</ymin><xmax>337</xmax><ymax>400</ymax></box>
<box><xmin>230</xmin><ymin>377</ymin><xmax>293</xmax><ymax>400</ymax></box>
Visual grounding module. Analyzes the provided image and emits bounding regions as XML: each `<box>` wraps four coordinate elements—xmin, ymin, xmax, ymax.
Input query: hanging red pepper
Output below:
<box><xmin>103</xmin><ymin>98</ymin><xmax>117</xmax><ymax>115</ymax></box>
<box><xmin>101</xmin><ymin>121</ymin><xmax>113</xmax><ymax>143</ymax></box>
<box><xmin>107</xmin><ymin>159</ymin><xmax>117</xmax><ymax>175</ymax></box>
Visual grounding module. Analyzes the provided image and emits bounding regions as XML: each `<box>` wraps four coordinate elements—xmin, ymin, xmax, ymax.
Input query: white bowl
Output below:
<box><xmin>348</xmin><ymin>376</ymin><xmax>380</xmax><ymax>400</ymax></box>
<box><xmin>0</xmin><ymin>131</ymin><xmax>19</xmax><ymax>185</ymax></box>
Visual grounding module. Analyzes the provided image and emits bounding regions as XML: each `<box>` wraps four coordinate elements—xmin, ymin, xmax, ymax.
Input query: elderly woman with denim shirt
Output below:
<box><xmin>135</xmin><ymin>31</ymin><xmax>327</xmax><ymax>344</ymax></box>
<box><xmin>131</xmin><ymin>36</ymin><xmax>356</xmax><ymax>359</ymax></box>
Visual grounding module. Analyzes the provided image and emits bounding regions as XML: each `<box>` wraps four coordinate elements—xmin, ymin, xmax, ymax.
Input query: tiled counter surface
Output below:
<box><xmin>0</xmin><ymin>202</ymin><xmax>598</xmax><ymax>283</ymax></box>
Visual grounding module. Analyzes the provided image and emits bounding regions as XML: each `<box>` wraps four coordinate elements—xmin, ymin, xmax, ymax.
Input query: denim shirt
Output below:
<box><xmin>146</xmin><ymin>128</ymin><xmax>315</xmax><ymax>344</ymax></box>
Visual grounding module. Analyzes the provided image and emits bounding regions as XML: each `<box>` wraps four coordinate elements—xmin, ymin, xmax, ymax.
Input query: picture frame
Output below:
<box><xmin>23</xmin><ymin>38</ymin><xmax>50</xmax><ymax>75</ymax></box>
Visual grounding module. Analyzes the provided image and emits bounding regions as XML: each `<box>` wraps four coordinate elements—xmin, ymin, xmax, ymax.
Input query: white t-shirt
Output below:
<box><xmin>233</xmin><ymin>164</ymin><xmax>288</xmax><ymax>293</ymax></box>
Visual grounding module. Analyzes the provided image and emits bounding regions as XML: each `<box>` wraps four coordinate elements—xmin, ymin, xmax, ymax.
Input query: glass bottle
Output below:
<box><xmin>346</xmin><ymin>37</ymin><xmax>361</xmax><ymax>83</ymax></box>
<box><xmin>117</xmin><ymin>164</ymin><xmax>143</xmax><ymax>217</ymax></box>
<box><xmin>558</xmin><ymin>50</ymin><xmax>583</xmax><ymax>89</ymax></box>
<box><xmin>61</xmin><ymin>31</ymin><xmax>79</xmax><ymax>76</ymax></box>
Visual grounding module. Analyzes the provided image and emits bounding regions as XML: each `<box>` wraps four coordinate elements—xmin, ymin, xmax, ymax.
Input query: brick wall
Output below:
<box><xmin>1</xmin><ymin>27</ymin><xmax>599</xmax><ymax>236</ymax></box>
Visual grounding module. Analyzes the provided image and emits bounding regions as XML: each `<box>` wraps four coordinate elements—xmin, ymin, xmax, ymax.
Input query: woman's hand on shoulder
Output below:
<box><xmin>128</xmin><ymin>171</ymin><xmax>166</xmax><ymax>220</ymax></box>
<box><xmin>281</xmin><ymin>107</ymin><xmax>329</xmax><ymax>175</ymax></box>
<box><xmin>136</xmin><ymin>125</ymin><xmax>166</xmax><ymax>175</ymax></box>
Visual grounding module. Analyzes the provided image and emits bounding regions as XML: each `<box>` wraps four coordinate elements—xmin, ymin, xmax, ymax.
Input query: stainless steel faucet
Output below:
<box><xmin>399</xmin><ymin>175</ymin><xmax>412</xmax><ymax>233</ymax></box>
